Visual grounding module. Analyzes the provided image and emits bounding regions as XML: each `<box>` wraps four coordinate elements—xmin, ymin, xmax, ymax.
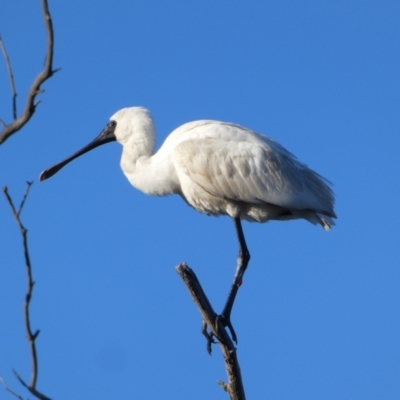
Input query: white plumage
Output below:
<box><xmin>112</xmin><ymin>107</ymin><xmax>336</xmax><ymax>229</ymax></box>
<box><xmin>40</xmin><ymin>106</ymin><xmax>336</xmax><ymax>342</ymax></box>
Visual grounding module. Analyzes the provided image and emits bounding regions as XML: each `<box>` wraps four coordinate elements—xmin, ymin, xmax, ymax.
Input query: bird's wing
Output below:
<box><xmin>172</xmin><ymin>136</ymin><xmax>335</xmax><ymax>215</ymax></box>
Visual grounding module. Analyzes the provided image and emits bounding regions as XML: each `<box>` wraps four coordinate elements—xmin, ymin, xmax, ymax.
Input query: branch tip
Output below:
<box><xmin>176</xmin><ymin>262</ymin><xmax>246</xmax><ymax>399</ymax></box>
<box><xmin>0</xmin><ymin>375</ymin><xmax>24</xmax><ymax>400</ymax></box>
<box><xmin>0</xmin><ymin>0</ymin><xmax>58</xmax><ymax>145</ymax></box>
<box><xmin>0</xmin><ymin>34</ymin><xmax>18</xmax><ymax>121</ymax></box>
<box><xmin>218</xmin><ymin>380</ymin><xmax>229</xmax><ymax>392</ymax></box>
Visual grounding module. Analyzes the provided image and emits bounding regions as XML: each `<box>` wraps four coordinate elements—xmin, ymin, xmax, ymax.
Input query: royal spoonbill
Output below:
<box><xmin>40</xmin><ymin>107</ymin><xmax>336</xmax><ymax>342</ymax></box>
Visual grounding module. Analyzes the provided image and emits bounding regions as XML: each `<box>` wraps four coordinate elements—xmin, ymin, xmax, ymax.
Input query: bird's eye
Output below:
<box><xmin>109</xmin><ymin>120</ymin><xmax>117</xmax><ymax>128</ymax></box>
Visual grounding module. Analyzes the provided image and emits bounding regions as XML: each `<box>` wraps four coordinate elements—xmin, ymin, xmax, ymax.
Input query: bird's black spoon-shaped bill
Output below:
<box><xmin>39</xmin><ymin>121</ymin><xmax>117</xmax><ymax>181</ymax></box>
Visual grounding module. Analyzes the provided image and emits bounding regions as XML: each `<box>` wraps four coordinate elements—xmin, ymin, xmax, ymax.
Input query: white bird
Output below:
<box><xmin>40</xmin><ymin>107</ymin><xmax>336</xmax><ymax>342</ymax></box>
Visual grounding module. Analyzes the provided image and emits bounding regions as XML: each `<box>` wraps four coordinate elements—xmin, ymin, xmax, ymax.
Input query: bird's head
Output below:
<box><xmin>110</xmin><ymin>107</ymin><xmax>153</xmax><ymax>145</ymax></box>
<box><xmin>39</xmin><ymin>106</ymin><xmax>153</xmax><ymax>182</ymax></box>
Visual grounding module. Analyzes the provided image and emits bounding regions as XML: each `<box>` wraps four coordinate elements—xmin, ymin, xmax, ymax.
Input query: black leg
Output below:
<box><xmin>219</xmin><ymin>217</ymin><xmax>250</xmax><ymax>343</ymax></box>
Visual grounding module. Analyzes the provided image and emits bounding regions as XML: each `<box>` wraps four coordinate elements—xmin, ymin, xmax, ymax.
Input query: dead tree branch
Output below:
<box><xmin>0</xmin><ymin>376</ymin><xmax>24</xmax><ymax>400</ymax></box>
<box><xmin>2</xmin><ymin>183</ymin><xmax>52</xmax><ymax>400</ymax></box>
<box><xmin>176</xmin><ymin>263</ymin><xmax>246</xmax><ymax>400</ymax></box>
<box><xmin>0</xmin><ymin>0</ymin><xmax>60</xmax><ymax>145</ymax></box>
<box><xmin>0</xmin><ymin>35</ymin><xmax>17</xmax><ymax>121</ymax></box>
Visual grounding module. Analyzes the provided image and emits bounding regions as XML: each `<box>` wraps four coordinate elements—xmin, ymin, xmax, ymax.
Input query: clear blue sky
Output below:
<box><xmin>1</xmin><ymin>1</ymin><xmax>399</xmax><ymax>399</ymax></box>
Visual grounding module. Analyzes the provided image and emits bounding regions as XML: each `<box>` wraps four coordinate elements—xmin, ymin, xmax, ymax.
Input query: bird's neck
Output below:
<box><xmin>120</xmin><ymin>137</ymin><xmax>179</xmax><ymax>197</ymax></box>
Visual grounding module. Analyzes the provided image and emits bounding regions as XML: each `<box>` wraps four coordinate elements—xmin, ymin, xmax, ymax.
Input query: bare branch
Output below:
<box><xmin>176</xmin><ymin>263</ymin><xmax>246</xmax><ymax>400</ymax></box>
<box><xmin>17</xmin><ymin>181</ymin><xmax>34</xmax><ymax>217</ymax></box>
<box><xmin>0</xmin><ymin>0</ymin><xmax>60</xmax><ymax>145</ymax></box>
<box><xmin>13</xmin><ymin>370</ymin><xmax>50</xmax><ymax>400</ymax></box>
<box><xmin>0</xmin><ymin>376</ymin><xmax>24</xmax><ymax>400</ymax></box>
<box><xmin>0</xmin><ymin>35</ymin><xmax>17</xmax><ymax>120</ymax></box>
<box><xmin>2</xmin><ymin>183</ymin><xmax>52</xmax><ymax>400</ymax></box>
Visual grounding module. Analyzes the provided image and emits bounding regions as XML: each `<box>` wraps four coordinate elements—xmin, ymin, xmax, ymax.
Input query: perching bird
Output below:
<box><xmin>40</xmin><ymin>107</ymin><xmax>336</xmax><ymax>342</ymax></box>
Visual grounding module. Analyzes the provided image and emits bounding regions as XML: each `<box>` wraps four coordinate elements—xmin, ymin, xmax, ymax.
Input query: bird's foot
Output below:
<box><xmin>202</xmin><ymin>320</ymin><xmax>217</xmax><ymax>355</ymax></box>
<box><xmin>201</xmin><ymin>314</ymin><xmax>238</xmax><ymax>353</ymax></box>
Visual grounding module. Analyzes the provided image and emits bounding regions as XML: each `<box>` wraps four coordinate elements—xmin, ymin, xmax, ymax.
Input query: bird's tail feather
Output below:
<box><xmin>315</xmin><ymin>213</ymin><xmax>336</xmax><ymax>231</ymax></box>
<box><xmin>295</xmin><ymin>211</ymin><xmax>336</xmax><ymax>231</ymax></box>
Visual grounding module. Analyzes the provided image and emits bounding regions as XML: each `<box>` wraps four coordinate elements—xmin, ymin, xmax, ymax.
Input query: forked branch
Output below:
<box><xmin>0</xmin><ymin>0</ymin><xmax>59</xmax><ymax>145</ymax></box>
<box><xmin>176</xmin><ymin>263</ymin><xmax>246</xmax><ymax>400</ymax></box>
<box><xmin>2</xmin><ymin>183</ymin><xmax>51</xmax><ymax>400</ymax></box>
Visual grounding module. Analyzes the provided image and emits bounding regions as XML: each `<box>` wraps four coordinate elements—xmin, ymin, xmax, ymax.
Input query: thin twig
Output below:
<box><xmin>0</xmin><ymin>0</ymin><xmax>60</xmax><ymax>145</ymax></box>
<box><xmin>0</xmin><ymin>34</ymin><xmax>17</xmax><ymax>120</ymax></box>
<box><xmin>0</xmin><ymin>376</ymin><xmax>24</xmax><ymax>400</ymax></box>
<box><xmin>13</xmin><ymin>370</ymin><xmax>50</xmax><ymax>400</ymax></box>
<box><xmin>3</xmin><ymin>183</ymin><xmax>52</xmax><ymax>400</ymax></box>
<box><xmin>17</xmin><ymin>182</ymin><xmax>34</xmax><ymax>217</ymax></box>
<box><xmin>176</xmin><ymin>263</ymin><xmax>246</xmax><ymax>400</ymax></box>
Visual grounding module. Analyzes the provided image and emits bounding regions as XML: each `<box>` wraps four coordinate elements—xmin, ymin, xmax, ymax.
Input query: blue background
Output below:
<box><xmin>1</xmin><ymin>1</ymin><xmax>399</xmax><ymax>399</ymax></box>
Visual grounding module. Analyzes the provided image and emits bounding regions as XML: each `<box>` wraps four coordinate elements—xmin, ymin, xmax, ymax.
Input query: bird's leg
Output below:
<box><xmin>219</xmin><ymin>217</ymin><xmax>250</xmax><ymax>343</ymax></box>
